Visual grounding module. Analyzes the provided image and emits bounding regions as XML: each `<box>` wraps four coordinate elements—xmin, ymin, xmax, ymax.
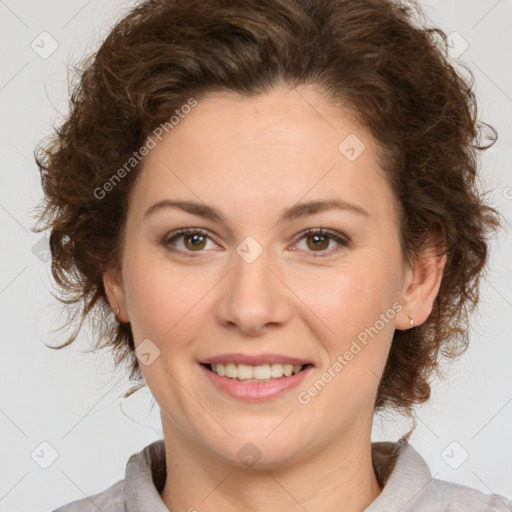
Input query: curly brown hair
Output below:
<box><xmin>33</xmin><ymin>0</ymin><xmax>501</xmax><ymax>418</ymax></box>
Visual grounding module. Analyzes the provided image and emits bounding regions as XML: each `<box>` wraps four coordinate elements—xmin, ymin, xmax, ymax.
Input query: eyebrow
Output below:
<box><xmin>143</xmin><ymin>198</ymin><xmax>369</xmax><ymax>224</ymax></box>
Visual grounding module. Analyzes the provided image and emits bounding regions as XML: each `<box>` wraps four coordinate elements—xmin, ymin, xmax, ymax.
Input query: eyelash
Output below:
<box><xmin>162</xmin><ymin>227</ymin><xmax>350</xmax><ymax>258</ymax></box>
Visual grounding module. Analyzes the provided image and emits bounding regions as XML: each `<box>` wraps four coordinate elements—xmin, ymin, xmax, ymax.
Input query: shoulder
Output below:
<box><xmin>50</xmin><ymin>439</ymin><xmax>167</xmax><ymax>512</ymax></box>
<box><xmin>369</xmin><ymin>441</ymin><xmax>512</xmax><ymax>511</ymax></box>
<box><xmin>418</xmin><ymin>478</ymin><xmax>512</xmax><ymax>511</ymax></box>
<box><xmin>51</xmin><ymin>479</ymin><xmax>126</xmax><ymax>512</ymax></box>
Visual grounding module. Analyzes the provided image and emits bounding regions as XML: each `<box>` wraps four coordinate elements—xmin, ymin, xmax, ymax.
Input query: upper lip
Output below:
<box><xmin>200</xmin><ymin>353</ymin><xmax>313</xmax><ymax>366</ymax></box>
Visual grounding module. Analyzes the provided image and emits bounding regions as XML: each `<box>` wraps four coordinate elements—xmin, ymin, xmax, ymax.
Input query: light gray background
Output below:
<box><xmin>1</xmin><ymin>1</ymin><xmax>511</xmax><ymax>511</ymax></box>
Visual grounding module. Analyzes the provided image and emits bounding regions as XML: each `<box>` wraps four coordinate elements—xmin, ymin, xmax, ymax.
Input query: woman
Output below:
<box><xmin>35</xmin><ymin>0</ymin><xmax>511</xmax><ymax>510</ymax></box>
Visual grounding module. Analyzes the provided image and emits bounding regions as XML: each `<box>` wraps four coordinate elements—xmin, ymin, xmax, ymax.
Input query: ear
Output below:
<box><xmin>103</xmin><ymin>266</ymin><xmax>129</xmax><ymax>323</ymax></box>
<box><xmin>395</xmin><ymin>233</ymin><xmax>447</xmax><ymax>330</ymax></box>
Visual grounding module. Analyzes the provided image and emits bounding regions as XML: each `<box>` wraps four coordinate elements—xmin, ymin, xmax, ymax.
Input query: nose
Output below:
<box><xmin>215</xmin><ymin>242</ymin><xmax>293</xmax><ymax>336</ymax></box>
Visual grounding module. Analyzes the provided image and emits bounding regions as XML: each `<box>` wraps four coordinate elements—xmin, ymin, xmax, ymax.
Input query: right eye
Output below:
<box><xmin>162</xmin><ymin>228</ymin><xmax>219</xmax><ymax>253</ymax></box>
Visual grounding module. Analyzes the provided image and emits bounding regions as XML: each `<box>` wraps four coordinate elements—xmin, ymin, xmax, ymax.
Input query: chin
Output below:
<box><xmin>211</xmin><ymin>428</ymin><xmax>307</xmax><ymax>469</ymax></box>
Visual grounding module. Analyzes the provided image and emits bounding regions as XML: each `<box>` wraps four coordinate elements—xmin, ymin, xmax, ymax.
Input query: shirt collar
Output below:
<box><xmin>125</xmin><ymin>440</ymin><xmax>169</xmax><ymax>512</ymax></box>
<box><xmin>364</xmin><ymin>441</ymin><xmax>433</xmax><ymax>511</ymax></box>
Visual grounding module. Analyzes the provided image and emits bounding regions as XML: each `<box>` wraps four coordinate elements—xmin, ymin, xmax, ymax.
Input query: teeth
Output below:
<box><xmin>210</xmin><ymin>362</ymin><xmax>304</xmax><ymax>381</ymax></box>
<box><xmin>225</xmin><ymin>363</ymin><xmax>237</xmax><ymax>378</ymax></box>
<box><xmin>238</xmin><ymin>364</ymin><xmax>254</xmax><ymax>380</ymax></box>
<box><xmin>271</xmin><ymin>364</ymin><xmax>284</xmax><ymax>378</ymax></box>
<box><xmin>253</xmin><ymin>364</ymin><xmax>271</xmax><ymax>379</ymax></box>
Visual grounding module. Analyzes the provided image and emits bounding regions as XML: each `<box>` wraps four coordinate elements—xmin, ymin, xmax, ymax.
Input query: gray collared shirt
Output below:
<box><xmin>52</xmin><ymin>439</ymin><xmax>512</xmax><ymax>511</ymax></box>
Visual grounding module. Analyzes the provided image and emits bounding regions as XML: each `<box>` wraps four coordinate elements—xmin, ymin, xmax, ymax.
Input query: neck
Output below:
<box><xmin>160</xmin><ymin>421</ymin><xmax>382</xmax><ymax>512</ymax></box>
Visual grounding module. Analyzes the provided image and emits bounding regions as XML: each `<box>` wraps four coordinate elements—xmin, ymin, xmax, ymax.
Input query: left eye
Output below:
<box><xmin>293</xmin><ymin>228</ymin><xmax>350</xmax><ymax>256</ymax></box>
<box><xmin>162</xmin><ymin>227</ymin><xmax>350</xmax><ymax>256</ymax></box>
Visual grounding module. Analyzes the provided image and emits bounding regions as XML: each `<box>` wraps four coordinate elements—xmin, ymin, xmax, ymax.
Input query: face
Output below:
<box><xmin>105</xmin><ymin>84</ymin><xmax>442</xmax><ymax>468</ymax></box>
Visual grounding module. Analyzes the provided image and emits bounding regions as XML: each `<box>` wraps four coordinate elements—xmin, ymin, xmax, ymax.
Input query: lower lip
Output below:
<box><xmin>199</xmin><ymin>364</ymin><xmax>313</xmax><ymax>402</ymax></box>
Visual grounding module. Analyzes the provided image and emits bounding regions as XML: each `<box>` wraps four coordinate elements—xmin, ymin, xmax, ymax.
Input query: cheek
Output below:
<box><xmin>294</xmin><ymin>256</ymin><xmax>399</xmax><ymax>341</ymax></box>
<box><xmin>297</xmin><ymin>266</ymin><xmax>398</xmax><ymax>409</ymax></box>
<box><xmin>122</xmin><ymin>248</ymin><xmax>202</xmax><ymax>344</ymax></box>
<box><xmin>121</xmin><ymin>253</ymin><xmax>211</xmax><ymax>396</ymax></box>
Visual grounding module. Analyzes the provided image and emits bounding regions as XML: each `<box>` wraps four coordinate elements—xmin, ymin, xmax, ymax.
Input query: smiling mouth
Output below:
<box><xmin>201</xmin><ymin>362</ymin><xmax>313</xmax><ymax>382</ymax></box>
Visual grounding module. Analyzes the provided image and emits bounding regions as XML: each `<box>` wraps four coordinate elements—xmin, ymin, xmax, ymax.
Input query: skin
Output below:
<box><xmin>104</xmin><ymin>83</ymin><xmax>446</xmax><ymax>512</ymax></box>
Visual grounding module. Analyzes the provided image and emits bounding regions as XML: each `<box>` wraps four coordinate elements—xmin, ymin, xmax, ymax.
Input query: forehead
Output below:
<box><xmin>130</xmin><ymin>85</ymin><xmax>396</xmax><ymax>224</ymax></box>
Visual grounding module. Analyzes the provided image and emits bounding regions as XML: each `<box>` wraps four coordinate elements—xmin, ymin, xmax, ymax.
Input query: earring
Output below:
<box><xmin>408</xmin><ymin>313</ymin><xmax>414</xmax><ymax>327</ymax></box>
<box><xmin>112</xmin><ymin>291</ymin><xmax>121</xmax><ymax>322</ymax></box>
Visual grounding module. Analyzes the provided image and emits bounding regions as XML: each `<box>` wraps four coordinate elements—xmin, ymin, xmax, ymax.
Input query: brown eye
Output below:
<box><xmin>294</xmin><ymin>228</ymin><xmax>350</xmax><ymax>256</ymax></box>
<box><xmin>305</xmin><ymin>233</ymin><xmax>330</xmax><ymax>251</ymax></box>
<box><xmin>163</xmin><ymin>228</ymin><xmax>214</xmax><ymax>253</ymax></box>
<box><xmin>183</xmin><ymin>233</ymin><xmax>207</xmax><ymax>251</ymax></box>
